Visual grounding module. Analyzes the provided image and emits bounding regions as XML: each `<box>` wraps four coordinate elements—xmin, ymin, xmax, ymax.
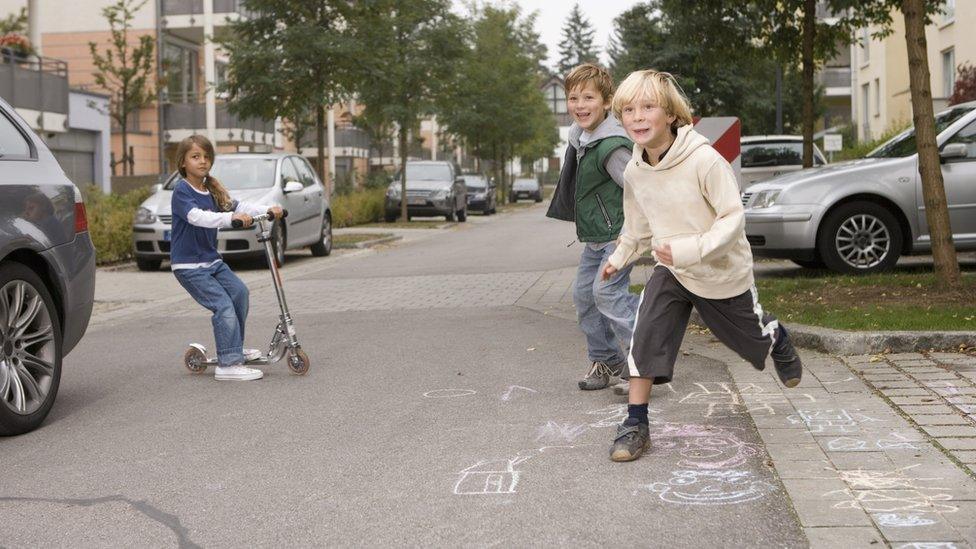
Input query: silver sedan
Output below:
<box><xmin>744</xmin><ymin>101</ymin><xmax>976</xmax><ymax>274</ymax></box>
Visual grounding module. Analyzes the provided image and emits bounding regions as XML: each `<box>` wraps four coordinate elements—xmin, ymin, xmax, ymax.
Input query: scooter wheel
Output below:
<box><xmin>287</xmin><ymin>349</ymin><xmax>310</xmax><ymax>375</ymax></box>
<box><xmin>184</xmin><ymin>346</ymin><xmax>208</xmax><ymax>374</ymax></box>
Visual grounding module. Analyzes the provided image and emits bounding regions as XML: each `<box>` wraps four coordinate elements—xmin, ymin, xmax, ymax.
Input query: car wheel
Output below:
<box><xmin>310</xmin><ymin>213</ymin><xmax>333</xmax><ymax>257</ymax></box>
<box><xmin>136</xmin><ymin>258</ymin><xmax>161</xmax><ymax>271</ymax></box>
<box><xmin>791</xmin><ymin>259</ymin><xmax>826</xmax><ymax>269</ymax></box>
<box><xmin>534</xmin><ymin>192</ymin><xmax>543</xmax><ymax>202</ymax></box>
<box><xmin>818</xmin><ymin>201</ymin><xmax>902</xmax><ymax>274</ymax></box>
<box><xmin>267</xmin><ymin>223</ymin><xmax>286</xmax><ymax>268</ymax></box>
<box><xmin>0</xmin><ymin>262</ymin><xmax>63</xmax><ymax>436</ymax></box>
<box><xmin>384</xmin><ymin>213</ymin><xmax>397</xmax><ymax>223</ymax></box>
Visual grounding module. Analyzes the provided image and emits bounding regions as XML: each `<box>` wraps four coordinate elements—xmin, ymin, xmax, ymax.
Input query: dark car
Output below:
<box><xmin>0</xmin><ymin>97</ymin><xmax>95</xmax><ymax>435</ymax></box>
<box><xmin>463</xmin><ymin>173</ymin><xmax>496</xmax><ymax>215</ymax></box>
<box><xmin>385</xmin><ymin>161</ymin><xmax>467</xmax><ymax>222</ymax></box>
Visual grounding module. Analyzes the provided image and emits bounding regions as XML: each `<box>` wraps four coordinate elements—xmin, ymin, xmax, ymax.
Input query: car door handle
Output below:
<box><xmin>898</xmin><ymin>177</ymin><xmax>910</xmax><ymax>183</ymax></box>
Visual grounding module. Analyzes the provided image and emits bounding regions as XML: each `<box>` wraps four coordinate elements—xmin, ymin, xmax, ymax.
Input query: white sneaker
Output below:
<box><xmin>244</xmin><ymin>348</ymin><xmax>262</xmax><ymax>361</ymax></box>
<box><xmin>214</xmin><ymin>365</ymin><xmax>264</xmax><ymax>381</ymax></box>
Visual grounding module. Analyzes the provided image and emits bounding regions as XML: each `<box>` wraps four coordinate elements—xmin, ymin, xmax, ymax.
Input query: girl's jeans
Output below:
<box><xmin>173</xmin><ymin>261</ymin><xmax>249</xmax><ymax>367</ymax></box>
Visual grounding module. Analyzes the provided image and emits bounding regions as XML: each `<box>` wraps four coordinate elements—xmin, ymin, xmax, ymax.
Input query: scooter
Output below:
<box><xmin>182</xmin><ymin>209</ymin><xmax>310</xmax><ymax>376</ymax></box>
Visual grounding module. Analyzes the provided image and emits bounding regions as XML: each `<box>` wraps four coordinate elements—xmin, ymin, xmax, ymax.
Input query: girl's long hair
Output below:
<box><xmin>176</xmin><ymin>134</ymin><xmax>233</xmax><ymax>211</ymax></box>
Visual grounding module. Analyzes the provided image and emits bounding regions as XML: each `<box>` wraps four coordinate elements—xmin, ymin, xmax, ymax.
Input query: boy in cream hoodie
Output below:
<box><xmin>602</xmin><ymin>70</ymin><xmax>803</xmax><ymax>462</ymax></box>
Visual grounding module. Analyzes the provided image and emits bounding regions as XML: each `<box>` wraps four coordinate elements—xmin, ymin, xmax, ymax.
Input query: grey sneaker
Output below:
<box><xmin>612</xmin><ymin>379</ymin><xmax>630</xmax><ymax>396</ymax></box>
<box><xmin>578</xmin><ymin>361</ymin><xmax>622</xmax><ymax>391</ymax></box>
<box><xmin>610</xmin><ymin>422</ymin><xmax>650</xmax><ymax>462</ymax></box>
<box><xmin>771</xmin><ymin>325</ymin><xmax>803</xmax><ymax>388</ymax></box>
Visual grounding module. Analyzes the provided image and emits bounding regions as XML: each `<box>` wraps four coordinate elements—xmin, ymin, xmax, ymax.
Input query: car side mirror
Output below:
<box><xmin>940</xmin><ymin>142</ymin><xmax>968</xmax><ymax>162</ymax></box>
<box><xmin>283</xmin><ymin>180</ymin><xmax>303</xmax><ymax>193</ymax></box>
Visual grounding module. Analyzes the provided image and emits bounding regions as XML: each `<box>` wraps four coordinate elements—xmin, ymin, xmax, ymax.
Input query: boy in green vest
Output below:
<box><xmin>546</xmin><ymin>63</ymin><xmax>638</xmax><ymax>392</ymax></box>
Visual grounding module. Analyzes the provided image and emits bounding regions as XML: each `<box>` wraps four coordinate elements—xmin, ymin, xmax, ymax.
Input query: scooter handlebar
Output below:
<box><xmin>230</xmin><ymin>208</ymin><xmax>288</xmax><ymax>229</ymax></box>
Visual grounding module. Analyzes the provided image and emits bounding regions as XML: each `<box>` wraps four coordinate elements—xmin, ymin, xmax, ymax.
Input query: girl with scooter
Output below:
<box><xmin>170</xmin><ymin>134</ymin><xmax>282</xmax><ymax>381</ymax></box>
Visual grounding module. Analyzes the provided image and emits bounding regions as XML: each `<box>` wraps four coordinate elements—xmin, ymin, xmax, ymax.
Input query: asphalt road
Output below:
<box><xmin>1</xmin><ymin>206</ymin><xmax>807</xmax><ymax>547</ymax></box>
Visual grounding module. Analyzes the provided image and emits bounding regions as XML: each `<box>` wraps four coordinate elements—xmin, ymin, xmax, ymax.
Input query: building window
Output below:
<box><xmin>874</xmin><ymin>78</ymin><xmax>880</xmax><ymax>117</ymax></box>
<box><xmin>942</xmin><ymin>0</ymin><xmax>955</xmax><ymax>24</ymax></box>
<box><xmin>942</xmin><ymin>48</ymin><xmax>956</xmax><ymax>98</ymax></box>
<box><xmin>546</xmin><ymin>84</ymin><xmax>567</xmax><ymax>114</ymax></box>
<box><xmin>859</xmin><ymin>27</ymin><xmax>870</xmax><ymax>65</ymax></box>
<box><xmin>162</xmin><ymin>42</ymin><xmax>199</xmax><ymax>103</ymax></box>
<box><xmin>861</xmin><ymin>83</ymin><xmax>870</xmax><ymax>136</ymax></box>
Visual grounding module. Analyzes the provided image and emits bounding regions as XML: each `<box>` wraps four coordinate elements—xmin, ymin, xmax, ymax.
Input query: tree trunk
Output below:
<box><xmin>121</xmin><ymin>114</ymin><xmax>129</xmax><ymax>176</ymax></box>
<box><xmin>399</xmin><ymin>126</ymin><xmax>409</xmax><ymax>221</ymax></box>
<box><xmin>902</xmin><ymin>0</ymin><xmax>960</xmax><ymax>288</ymax></box>
<box><xmin>316</xmin><ymin>104</ymin><xmax>327</xmax><ymax>192</ymax></box>
<box><xmin>801</xmin><ymin>0</ymin><xmax>816</xmax><ymax>168</ymax></box>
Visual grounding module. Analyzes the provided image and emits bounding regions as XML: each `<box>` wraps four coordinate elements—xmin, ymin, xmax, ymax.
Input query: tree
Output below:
<box><xmin>219</xmin><ymin>0</ymin><xmax>356</xmax><ymax>190</ymax></box>
<box><xmin>439</xmin><ymin>4</ymin><xmax>556</xmax><ymax>203</ymax></box>
<box><xmin>88</xmin><ymin>0</ymin><xmax>155</xmax><ymax>176</ymax></box>
<box><xmin>948</xmin><ymin>62</ymin><xmax>976</xmax><ymax>106</ymax></box>
<box><xmin>0</xmin><ymin>7</ymin><xmax>27</xmax><ymax>35</ymax></box>
<box><xmin>348</xmin><ymin>0</ymin><xmax>467</xmax><ymax>221</ymax></box>
<box><xmin>556</xmin><ymin>3</ymin><xmax>600</xmax><ymax>75</ymax></box>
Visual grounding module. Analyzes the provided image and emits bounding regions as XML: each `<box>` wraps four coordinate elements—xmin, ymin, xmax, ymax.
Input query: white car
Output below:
<box><xmin>741</xmin><ymin>135</ymin><xmax>827</xmax><ymax>191</ymax></box>
<box><xmin>132</xmin><ymin>153</ymin><xmax>333</xmax><ymax>270</ymax></box>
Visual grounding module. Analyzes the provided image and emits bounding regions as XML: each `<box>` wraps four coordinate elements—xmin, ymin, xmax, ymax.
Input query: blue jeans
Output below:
<box><xmin>573</xmin><ymin>242</ymin><xmax>638</xmax><ymax>367</ymax></box>
<box><xmin>173</xmin><ymin>261</ymin><xmax>249</xmax><ymax>367</ymax></box>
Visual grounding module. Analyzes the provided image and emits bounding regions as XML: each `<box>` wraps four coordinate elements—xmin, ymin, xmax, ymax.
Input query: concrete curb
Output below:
<box><xmin>688</xmin><ymin>310</ymin><xmax>976</xmax><ymax>354</ymax></box>
<box><xmin>334</xmin><ymin>235</ymin><xmax>402</xmax><ymax>249</ymax></box>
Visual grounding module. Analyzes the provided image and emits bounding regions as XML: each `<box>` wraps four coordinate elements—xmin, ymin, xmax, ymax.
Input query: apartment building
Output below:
<box><xmin>853</xmin><ymin>0</ymin><xmax>973</xmax><ymax>141</ymax></box>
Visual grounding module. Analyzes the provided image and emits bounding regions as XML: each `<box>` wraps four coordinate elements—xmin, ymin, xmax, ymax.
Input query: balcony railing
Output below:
<box><xmin>818</xmin><ymin>67</ymin><xmax>852</xmax><ymax>89</ymax></box>
<box><xmin>161</xmin><ymin>0</ymin><xmax>247</xmax><ymax>16</ymax></box>
<box><xmin>162</xmin><ymin>99</ymin><xmax>274</xmax><ymax>139</ymax></box>
<box><xmin>299</xmin><ymin>127</ymin><xmax>372</xmax><ymax>150</ymax></box>
<box><xmin>0</xmin><ymin>49</ymin><xmax>69</xmax><ymax>115</ymax></box>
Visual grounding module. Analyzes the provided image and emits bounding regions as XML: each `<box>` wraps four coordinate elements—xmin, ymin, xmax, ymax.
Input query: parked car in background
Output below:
<box><xmin>0</xmin><ymin>97</ymin><xmax>95</xmax><ymax>435</ymax></box>
<box><xmin>744</xmin><ymin>101</ymin><xmax>976</xmax><ymax>274</ymax></box>
<box><xmin>511</xmin><ymin>177</ymin><xmax>542</xmax><ymax>202</ymax></box>
<box><xmin>463</xmin><ymin>173</ymin><xmax>496</xmax><ymax>215</ymax></box>
<box><xmin>132</xmin><ymin>153</ymin><xmax>333</xmax><ymax>270</ymax></box>
<box><xmin>740</xmin><ymin>135</ymin><xmax>827</xmax><ymax>191</ymax></box>
<box><xmin>385</xmin><ymin>161</ymin><xmax>467</xmax><ymax>222</ymax></box>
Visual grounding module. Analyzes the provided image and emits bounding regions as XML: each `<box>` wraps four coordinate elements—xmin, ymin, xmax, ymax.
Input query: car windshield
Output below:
<box><xmin>402</xmin><ymin>164</ymin><xmax>452</xmax><ymax>181</ymax></box>
<box><xmin>867</xmin><ymin>106</ymin><xmax>976</xmax><ymax>159</ymax></box>
<box><xmin>741</xmin><ymin>142</ymin><xmax>803</xmax><ymax>168</ymax></box>
<box><xmin>463</xmin><ymin>177</ymin><xmax>486</xmax><ymax>189</ymax></box>
<box><xmin>165</xmin><ymin>158</ymin><xmax>277</xmax><ymax>190</ymax></box>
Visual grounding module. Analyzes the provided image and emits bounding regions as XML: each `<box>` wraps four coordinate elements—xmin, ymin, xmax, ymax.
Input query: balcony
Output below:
<box><xmin>160</xmin><ymin>0</ymin><xmax>247</xmax><ymax>30</ymax></box>
<box><xmin>299</xmin><ymin>127</ymin><xmax>372</xmax><ymax>159</ymax></box>
<box><xmin>0</xmin><ymin>50</ymin><xmax>69</xmax><ymax>132</ymax></box>
<box><xmin>162</xmin><ymin>95</ymin><xmax>274</xmax><ymax>145</ymax></box>
<box><xmin>818</xmin><ymin>67</ymin><xmax>852</xmax><ymax>96</ymax></box>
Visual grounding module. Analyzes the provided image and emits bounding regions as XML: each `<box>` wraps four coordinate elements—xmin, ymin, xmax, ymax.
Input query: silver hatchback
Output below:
<box><xmin>744</xmin><ymin>102</ymin><xmax>976</xmax><ymax>274</ymax></box>
<box><xmin>133</xmin><ymin>153</ymin><xmax>333</xmax><ymax>270</ymax></box>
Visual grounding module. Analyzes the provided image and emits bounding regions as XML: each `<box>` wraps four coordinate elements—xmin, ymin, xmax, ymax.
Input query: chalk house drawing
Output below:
<box><xmin>454</xmin><ymin>456</ymin><xmax>531</xmax><ymax>495</ymax></box>
<box><xmin>642</xmin><ymin>470</ymin><xmax>777</xmax><ymax>505</ymax></box>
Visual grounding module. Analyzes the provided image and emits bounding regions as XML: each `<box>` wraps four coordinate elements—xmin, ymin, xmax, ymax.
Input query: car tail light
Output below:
<box><xmin>73</xmin><ymin>186</ymin><xmax>88</xmax><ymax>233</ymax></box>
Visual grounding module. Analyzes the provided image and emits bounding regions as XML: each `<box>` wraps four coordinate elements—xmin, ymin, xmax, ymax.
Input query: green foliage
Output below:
<box><xmin>331</xmin><ymin>188</ymin><xmax>386</xmax><ymax>228</ymax></box>
<box><xmin>82</xmin><ymin>185</ymin><xmax>153</xmax><ymax>264</ymax></box>
<box><xmin>364</xmin><ymin>170</ymin><xmax>392</xmax><ymax>190</ymax></box>
<box><xmin>0</xmin><ymin>7</ymin><xmax>27</xmax><ymax>36</ymax></box>
<box><xmin>556</xmin><ymin>4</ymin><xmax>599</xmax><ymax>75</ymax></box>
<box><xmin>833</xmin><ymin>123</ymin><xmax>909</xmax><ymax>161</ymax></box>
<box><xmin>88</xmin><ymin>0</ymin><xmax>156</xmax><ymax>176</ymax></box>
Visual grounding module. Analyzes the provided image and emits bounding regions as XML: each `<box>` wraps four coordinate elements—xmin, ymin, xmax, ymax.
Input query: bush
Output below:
<box><xmin>833</xmin><ymin>123</ymin><xmax>909</xmax><ymax>161</ymax></box>
<box><xmin>331</xmin><ymin>187</ymin><xmax>386</xmax><ymax>228</ymax></box>
<box><xmin>82</xmin><ymin>185</ymin><xmax>152</xmax><ymax>265</ymax></box>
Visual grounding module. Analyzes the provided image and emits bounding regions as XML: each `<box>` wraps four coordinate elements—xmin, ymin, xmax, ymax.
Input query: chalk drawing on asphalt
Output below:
<box><xmin>534</xmin><ymin>421</ymin><xmax>588</xmax><ymax>445</ymax></box>
<box><xmin>454</xmin><ymin>456</ymin><xmax>531</xmax><ymax>495</ymax></box>
<box><xmin>424</xmin><ymin>389</ymin><xmax>476</xmax><ymax>399</ymax></box>
<box><xmin>873</xmin><ymin>513</ymin><xmax>938</xmax><ymax>528</ymax></box>
<box><xmin>641</xmin><ymin>470</ymin><xmax>777</xmax><ymax>505</ymax></box>
<box><xmin>500</xmin><ymin>385</ymin><xmax>537</xmax><ymax>402</ymax></box>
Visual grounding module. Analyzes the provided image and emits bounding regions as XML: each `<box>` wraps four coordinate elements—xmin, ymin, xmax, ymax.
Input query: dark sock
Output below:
<box><xmin>624</xmin><ymin>403</ymin><xmax>648</xmax><ymax>426</ymax></box>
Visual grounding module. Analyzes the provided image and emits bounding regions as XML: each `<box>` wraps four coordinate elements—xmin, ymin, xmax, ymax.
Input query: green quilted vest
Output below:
<box><xmin>575</xmin><ymin>136</ymin><xmax>632</xmax><ymax>242</ymax></box>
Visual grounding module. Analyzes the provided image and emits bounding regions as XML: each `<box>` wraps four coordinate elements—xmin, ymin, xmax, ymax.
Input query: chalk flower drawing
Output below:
<box><xmin>643</xmin><ymin>470</ymin><xmax>777</xmax><ymax>505</ymax></box>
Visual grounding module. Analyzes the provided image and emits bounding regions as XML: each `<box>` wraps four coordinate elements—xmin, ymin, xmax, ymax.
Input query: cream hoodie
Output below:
<box><xmin>607</xmin><ymin>124</ymin><xmax>754</xmax><ymax>299</ymax></box>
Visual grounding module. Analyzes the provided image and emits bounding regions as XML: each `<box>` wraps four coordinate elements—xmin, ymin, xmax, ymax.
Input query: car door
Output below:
<box><xmin>917</xmin><ymin>119</ymin><xmax>976</xmax><ymax>245</ymax></box>
<box><xmin>293</xmin><ymin>156</ymin><xmax>325</xmax><ymax>245</ymax></box>
<box><xmin>278</xmin><ymin>157</ymin><xmax>310</xmax><ymax>245</ymax></box>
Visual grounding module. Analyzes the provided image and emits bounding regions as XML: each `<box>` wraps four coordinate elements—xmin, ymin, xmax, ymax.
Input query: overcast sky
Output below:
<box><xmin>452</xmin><ymin>1</ymin><xmax>641</xmax><ymax>70</ymax></box>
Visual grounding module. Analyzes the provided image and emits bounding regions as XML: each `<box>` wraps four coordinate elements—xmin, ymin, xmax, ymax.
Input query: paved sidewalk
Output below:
<box><xmin>517</xmin><ymin>265</ymin><xmax>976</xmax><ymax>548</ymax></box>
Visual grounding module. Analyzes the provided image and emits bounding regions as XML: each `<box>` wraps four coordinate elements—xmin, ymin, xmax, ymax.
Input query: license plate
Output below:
<box><xmin>163</xmin><ymin>230</ymin><xmax>171</xmax><ymax>241</ymax></box>
<box><xmin>408</xmin><ymin>197</ymin><xmax>427</xmax><ymax>205</ymax></box>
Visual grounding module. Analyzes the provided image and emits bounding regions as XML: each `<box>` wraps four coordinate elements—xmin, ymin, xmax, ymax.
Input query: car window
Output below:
<box><xmin>741</xmin><ymin>142</ymin><xmax>803</xmax><ymax>168</ymax></box>
<box><xmin>868</xmin><ymin>106</ymin><xmax>975</xmax><ymax>159</ymax></box>
<box><xmin>208</xmin><ymin>158</ymin><xmax>277</xmax><ymax>189</ymax></box>
<box><xmin>403</xmin><ymin>163</ymin><xmax>452</xmax><ymax>181</ymax></box>
<box><xmin>463</xmin><ymin>176</ymin><xmax>486</xmax><ymax>189</ymax></box>
<box><xmin>0</xmin><ymin>110</ymin><xmax>34</xmax><ymax>161</ymax></box>
<box><xmin>943</xmin><ymin>119</ymin><xmax>976</xmax><ymax>161</ymax></box>
<box><xmin>280</xmin><ymin>157</ymin><xmax>300</xmax><ymax>185</ymax></box>
<box><xmin>291</xmin><ymin>157</ymin><xmax>317</xmax><ymax>187</ymax></box>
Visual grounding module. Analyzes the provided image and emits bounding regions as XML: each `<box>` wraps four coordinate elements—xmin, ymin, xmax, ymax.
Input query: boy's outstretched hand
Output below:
<box><xmin>653</xmin><ymin>243</ymin><xmax>673</xmax><ymax>266</ymax></box>
<box><xmin>601</xmin><ymin>263</ymin><xmax>618</xmax><ymax>281</ymax></box>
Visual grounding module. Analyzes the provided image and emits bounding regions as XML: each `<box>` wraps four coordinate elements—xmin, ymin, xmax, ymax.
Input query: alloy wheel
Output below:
<box><xmin>0</xmin><ymin>280</ymin><xmax>56</xmax><ymax>416</ymax></box>
<box><xmin>834</xmin><ymin>213</ymin><xmax>891</xmax><ymax>270</ymax></box>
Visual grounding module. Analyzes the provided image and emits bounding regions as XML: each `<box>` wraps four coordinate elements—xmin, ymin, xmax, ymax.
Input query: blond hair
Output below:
<box><xmin>611</xmin><ymin>70</ymin><xmax>694</xmax><ymax>129</ymax></box>
<box><xmin>176</xmin><ymin>134</ymin><xmax>232</xmax><ymax>211</ymax></box>
<box><xmin>564</xmin><ymin>63</ymin><xmax>615</xmax><ymax>104</ymax></box>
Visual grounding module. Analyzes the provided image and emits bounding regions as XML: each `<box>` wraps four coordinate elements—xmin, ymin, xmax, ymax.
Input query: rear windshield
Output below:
<box><xmin>463</xmin><ymin>176</ymin><xmax>486</xmax><ymax>189</ymax></box>
<box><xmin>741</xmin><ymin>142</ymin><xmax>805</xmax><ymax>168</ymax></box>
<box><xmin>867</xmin><ymin>106</ymin><xmax>976</xmax><ymax>159</ymax></box>
<box><xmin>165</xmin><ymin>157</ymin><xmax>277</xmax><ymax>190</ymax></box>
<box><xmin>401</xmin><ymin>164</ymin><xmax>452</xmax><ymax>181</ymax></box>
